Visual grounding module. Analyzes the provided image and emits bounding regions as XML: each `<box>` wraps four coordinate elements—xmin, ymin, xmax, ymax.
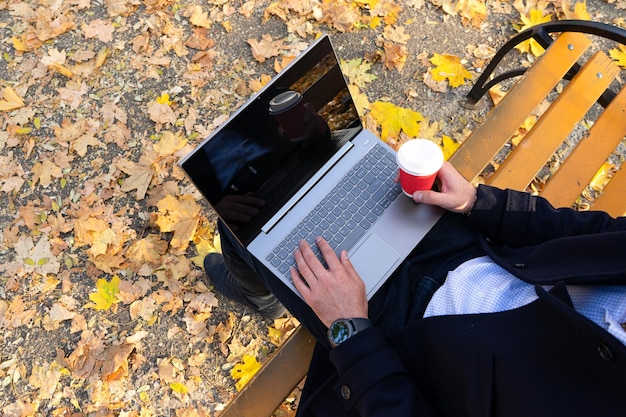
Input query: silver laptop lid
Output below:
<box><xmin>180</xmin><ymin>35</ymin><xmax>362</xmax><ymax>246</ymax></box>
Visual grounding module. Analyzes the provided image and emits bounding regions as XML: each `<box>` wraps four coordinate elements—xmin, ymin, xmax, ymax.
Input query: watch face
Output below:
<box><xmin>329</xmin><ymin>320</ymin><xmax>351</xmax><ymax>345</ymax></box>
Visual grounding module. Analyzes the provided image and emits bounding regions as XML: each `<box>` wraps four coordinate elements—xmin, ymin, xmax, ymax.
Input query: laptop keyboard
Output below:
<box><xmin>266</xmin><ymin>142</ymin><xmax>402</xmax><ymax>280</ymax></box>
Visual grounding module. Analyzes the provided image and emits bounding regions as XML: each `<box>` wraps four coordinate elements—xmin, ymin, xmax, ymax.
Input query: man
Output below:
<box><xmin>204</xmin><ymin>161</ymin><xmax>626</xmax><ymax>416</ymax></box>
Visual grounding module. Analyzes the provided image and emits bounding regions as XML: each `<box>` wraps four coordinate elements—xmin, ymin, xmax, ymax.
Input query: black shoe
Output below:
<box><xmin>204</xmin><ymin>253</ymin><xmax>286</xmax><ymax>320</ymax></box>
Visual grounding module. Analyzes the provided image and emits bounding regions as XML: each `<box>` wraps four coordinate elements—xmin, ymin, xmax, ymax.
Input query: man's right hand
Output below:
<box><xmin>215</xmin><ymin>194</ymin><xmax>265</xmax><ymax>224</ymax></box>
<box><xmin>411</xmin><ymin>161</ymin><xmax>477</xmax><ymax>213</ymax></box>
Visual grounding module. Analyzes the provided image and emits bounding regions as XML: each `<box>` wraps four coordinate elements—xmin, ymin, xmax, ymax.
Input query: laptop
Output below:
<box><xmin>180</xmin><ymin>34</ymin><xmax>443</xmax><ymax>300</ymax></box>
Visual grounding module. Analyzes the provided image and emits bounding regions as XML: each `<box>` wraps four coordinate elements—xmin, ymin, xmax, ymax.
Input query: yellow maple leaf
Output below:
<box><xmin>0</xmin><ymin>86</ymin><xmax>26</xmax><ymax>111</ymax></box>
<box><xmin>86</xmin><ymin>275</ymin><xmax>121</xmax><ymax>310</ymax></box>
<box><xmin>369</xmin><ymin>101</ymin><xmax>423</xmax><ymax>143</ymax></box>
<box><xmin>514</xmin><ymin>9</ymin><xmax>553</xmax><ymax>56</ymax></box>
<box><xmin>609</xmin><ymin>45</ymin><xmax>626</xmax><ymax>68</ymax></box>
<box><xmin>429</xmin><ymin>53</ymin><xmax>472</xmax><ymax>88</ymax></box>
<box><xmin>231</xmin><ymin>354</ymin><xmax>262</xmax><ymax>391</ymax></box>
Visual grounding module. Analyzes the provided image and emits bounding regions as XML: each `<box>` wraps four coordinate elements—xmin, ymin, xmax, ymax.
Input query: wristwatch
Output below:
<box><xmin>327</xmin><ymin>318</ymin><xmax>372</xmax><ymax>348</ymax></box>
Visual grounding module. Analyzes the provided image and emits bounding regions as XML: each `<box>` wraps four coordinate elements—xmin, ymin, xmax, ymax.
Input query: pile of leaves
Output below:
<box><xmin>0</xmin><ymin>0</ymin><xmax>624</xmax><ymax>415</ymax></box>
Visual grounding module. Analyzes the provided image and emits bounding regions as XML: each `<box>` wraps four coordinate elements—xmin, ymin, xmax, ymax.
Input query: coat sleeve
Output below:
<box><xmin>328</xmin><ymin>327</ymin><xmax>438</xmax><ymax>417</ymax></box>
<box><xmin>468</xmin><ymin>185</ymin><xmax>626</xmax><ymax>246</ymax></box>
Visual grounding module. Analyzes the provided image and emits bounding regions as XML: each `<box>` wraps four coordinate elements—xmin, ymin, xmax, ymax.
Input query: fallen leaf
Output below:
<box><xmin>0</xmin><ymin>86</ymin><xmax>26</xmax><ymax>111</ymax></box>
<box><xmin>82</xmin><ymin>19</ymin><xmax>116</xmax><ymax>42</ymax></box>
<box><xmin>383</xmin><ymin>42</ymin><xmax>407</xmax><ymax>72</ymax></box>
<box><xmin>590</xmin><ymin>161</ymin><xmax>614</xmax><ymax>191</ymax></box>
<box><xmin>13</xmin><ymin>235</ymin><xmax>61</xmax><ymax>276</ymax></box>
<box><xmin>85</xmin><ymin>275</ymin><xmax>121</xmax><ymax>310</ymax></box>
<box><xmin>559</xmin><ymin>0</ymin><xmax>590</xmax><ymax>19</ymax></box>
<box><xmin>441</xmin><ymin>135</ymin><xmax>460</xmax><ymax>160</ymax></box>
<box><xmin>31</xmin><ymin>160</ymin><xmax>63</xmax><ymax>188</ymax></box>
<box><xmin>456</xmin><ymin>0</ymin><xmax>488</xmax><ymax>27</ymax></box>
<box><xmin>429</xmin><ymin>53</ymin><xmax>472</xmax><ymax>88</ymax></box>
<box><xmin>341</xmin><ymin>58</ymin><xmax>378</xmax><ymax>88</ymax></box>
<box><xmin>609</xmin><ymin>44</ymin><xmax>626</xmax><ymax>68</ymax></box>
<box><xmin>155</xmin><ymin>194</ymin><xmax>202</xmax><ymax>251</ymax></box>
<box><xmin>116</xmin><ymin>151</ymin><xmax>157</xmax><ymax>200</ymax></box>
<box><xmin>230</xmin><ymin>354</ymin><xmax>261</xmax><ymax>391</ymax></box>
<box><xmin>170</xmin><ymin>381</ymin><xmax>189</xmax><ymax>395</ymax></box>
<box><xmin>514</xmin><ymin>9</ymin><xmax>553</xmax><ymax>56</ymax></box>
<box><xmin>28</xmin><ymin>362</ymin><xmax>63</xmax><ymax>400</ymax></box>
<box><xmin>369</xmin><ymin>101</ymin><xmax>423</xmax><ymax>142</ymax></box>
<box><xmin>186</xmin><ymin>5</ymin><xmax>212</xmax><ymax>28</ymax></box>
<box><xmin>247</xmin><ymin>34</ymin><xmax>285</xmax><ymax>63</ymax></box>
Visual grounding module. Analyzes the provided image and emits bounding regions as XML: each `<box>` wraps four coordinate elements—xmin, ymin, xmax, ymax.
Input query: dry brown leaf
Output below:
<box><xmin>155</xmin><ymin>194</ymin><xmax>202</xmax><ymax>251</ymax></box>
<box><xmin>65</xmin><ymin>330</ymin><xmax>104</xmax><ymax>379</ymax></box>
<box><xmin>247</xmin><ymin>34</ymin><xmax>286</xmax><ymax>63</ymax></box>
<box><xmin>383</xmin><ymin>42</ymin><xmax>407</xmax><ymax>72</ymax></box>
<box><xmin>148</xmin><ymin>101</ymin><xmax>178</xmax><ymax>125</ymax></box>
<box><xmin>82</xmin><ymin>19</ymin><xmax>116</xmax><ymax>42</ymax></box>
<box><xmin>186</xmin><ymin>5</ymin><xmax>212</xmax><ymax>28</ymax></box>
<box><xmin>126</xmin><ymin>235</ymin><xmax>168</xmax><ymax>270</ymax></box>
<box><xmin>31</xmin><ymin>160</ymin><xmax>63</xmax><ymax>188</ymax></box>
<box><xmin>383</xmin><ymin>26</ymin><xmax>411</xmax><ymax>44</ymax></box>
<box><xmin>116</xmin><ymin>153</ymin><xmax>157</xmax><ymax>200</ymax></box>
<box><xmin>320</xmin><ymin>0</ymin><xmax>361</xmax><ymax>32</ymax></box>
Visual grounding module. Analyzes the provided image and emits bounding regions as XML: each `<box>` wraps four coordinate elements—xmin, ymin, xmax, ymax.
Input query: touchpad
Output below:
<box><xmin>349</xmin><ymin>233</ymin><xmax>400</xmax><ymax>294</ymax></box>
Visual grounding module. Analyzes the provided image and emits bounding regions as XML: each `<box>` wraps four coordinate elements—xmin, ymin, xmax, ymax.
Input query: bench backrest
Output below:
<box><xmin>450</xmin><ymin>30</ymin><xmax>626</xmax><ymax>217</ymax></box>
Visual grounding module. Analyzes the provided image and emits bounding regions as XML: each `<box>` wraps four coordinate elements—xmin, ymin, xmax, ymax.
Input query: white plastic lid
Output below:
<box><xmin>396</xmin><ymin>139</ymin><xmax>444</xmax><ymax>176</ymax></box>
<box><xmin>268</xmin><ymin>91</ymin><xmax>302</xmax><ymax>115</ymax></box>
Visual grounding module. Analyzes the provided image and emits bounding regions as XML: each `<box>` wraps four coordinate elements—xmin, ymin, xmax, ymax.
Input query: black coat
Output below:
<box><xmin>297</xmin><ymin>185</ymin><xmax>626</xmax><ymax>417</ymax></box>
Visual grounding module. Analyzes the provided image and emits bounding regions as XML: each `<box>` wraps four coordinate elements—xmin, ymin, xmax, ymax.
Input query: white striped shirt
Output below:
<box><xmin>424</xmin><ymin>256</ymin><xmax>626</xmax><ymax>346</ymax></box>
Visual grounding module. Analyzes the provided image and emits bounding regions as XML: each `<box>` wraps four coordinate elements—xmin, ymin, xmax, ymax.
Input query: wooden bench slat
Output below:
<box><xmin>449</xmin><ymin>32</ymin><xmax>592</xmax><ymax>182</ymax></box>
<box><xmin>591</xmin><ymin>166</ymin><xmax>626</xmax><ymax>217</ymax></box>
<box><xmin>220</xmin><ymin>326</ymin><xmax>315</xmax><ymax>417</ymax></box>
<box><xmin>487</xmin><ymin>52</ymin><xmax>620</xmax><ymax>191</ymax></box>
<box><xmin>540</xmin><ymin>84</ymin><xmax>626</xmax><ymax>207</ymax></box>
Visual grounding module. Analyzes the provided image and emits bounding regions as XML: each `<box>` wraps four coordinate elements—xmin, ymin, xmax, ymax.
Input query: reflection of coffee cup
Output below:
<box><xmin>396</xmin><ymin>139</ymin><xmax>444</xmax><ymax>197</ymax></box>
<box><xmin>269</xmin><ymin>91</ymin><xmax>306</xmax><ymax>139</ymax></box>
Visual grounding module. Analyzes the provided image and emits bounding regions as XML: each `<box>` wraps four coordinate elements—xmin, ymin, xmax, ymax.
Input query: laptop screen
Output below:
<box><xmin>181</xmin><ymin>35</ymin><xmax>362</xmax><ymax>245</ymax></box>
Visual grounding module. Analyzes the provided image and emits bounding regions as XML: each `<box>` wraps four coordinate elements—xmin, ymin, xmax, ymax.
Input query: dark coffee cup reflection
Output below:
<box><xmin>269</xmin><ymin>91</ymin><xmax>306</xmax><ymax>140</ymax></box>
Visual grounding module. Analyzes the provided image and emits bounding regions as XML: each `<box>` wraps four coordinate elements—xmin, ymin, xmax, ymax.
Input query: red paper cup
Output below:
<box><xmin>269</xmin><ymin>91</ymin><xmax>306</xmax><ymax>139</ymax></box>
<box><xmin>396</xmin><ymin>139</ymin><xmax>444</xmax><ymax>197</ymax></box>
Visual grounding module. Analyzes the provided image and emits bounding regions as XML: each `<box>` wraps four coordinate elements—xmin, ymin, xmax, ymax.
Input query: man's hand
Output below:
<box><xmin>411</xmin><ymin>161</ymin><xmax>477</xmax><ymax>213</ymax></box>
<box><xmin>214</xmin><ymin>194</ymin><xmax>265</xmax><ymax>224</ymax></box>
<box><xmin>290</xmin><ymin>237</ymin><xmax>368</xmax><ymax>328</ymax></box>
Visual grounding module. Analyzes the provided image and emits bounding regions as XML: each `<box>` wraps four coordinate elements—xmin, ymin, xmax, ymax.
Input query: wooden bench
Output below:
<box><xmin>220</xmin><ymin>20</ymin><xmax>626</xmax><ymax>417</ymax></box>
